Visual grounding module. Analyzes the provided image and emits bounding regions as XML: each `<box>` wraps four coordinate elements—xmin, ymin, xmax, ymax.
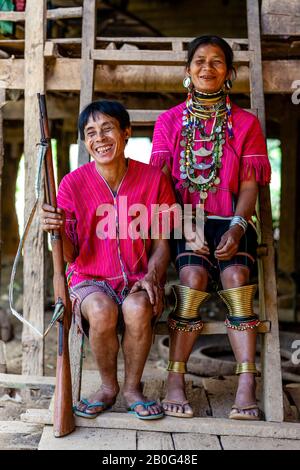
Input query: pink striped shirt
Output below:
<box><xmin>57</xmin><ymin>159</ymin><xmax>176</xmax><ymax>292</ymax></box>
<box><xmin>150</xmin><ymin>101</ymin><xmax>271</xmax><ymax>217</ymax></box>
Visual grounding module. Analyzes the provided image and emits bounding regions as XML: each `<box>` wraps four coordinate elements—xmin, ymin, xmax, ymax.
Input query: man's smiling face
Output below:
<box><xmin>84</xmin><ymin>112</ymin><xmax>131</xmax><ymax>166</ymax></box>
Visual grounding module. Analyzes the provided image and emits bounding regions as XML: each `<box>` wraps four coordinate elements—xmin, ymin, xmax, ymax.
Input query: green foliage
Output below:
<box><xmin>267</xmin><ymin>139</ymin><xmax>281</xmax><ymax>227</ymax></box>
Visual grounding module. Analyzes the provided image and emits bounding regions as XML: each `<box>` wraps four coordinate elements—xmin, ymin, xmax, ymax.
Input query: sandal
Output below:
<box><xmin>128</xmin><ymin>400</ymin><xmax>164</xmax><ymax>420</ymax></box>
<box><xmin>229</xmin><ymin>403</ymin><xmax>263</xmax><ymax>421</ymax></box>
<box><xmin>161</xmin><ymin>399</ymin><xmax>194</xmax><ymax>418</ymax></box>
<box><xmin>73</xmin><ymin>398</ymin><xmax>111</xmax><ymax>419</ymax></box>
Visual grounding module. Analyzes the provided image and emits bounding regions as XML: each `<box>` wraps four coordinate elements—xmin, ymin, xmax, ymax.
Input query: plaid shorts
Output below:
<box><xmin>69</xmin><ymin>280</ymin><xmax>128</xmax><ymax>336</ymax></box>
<box><xmin>172</xmin><ymin>219</ymin><xmax>258</xmax><ymax>285</ymax></box>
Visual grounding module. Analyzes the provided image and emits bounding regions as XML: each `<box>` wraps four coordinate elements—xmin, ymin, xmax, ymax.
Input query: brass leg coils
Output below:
<box><xmin>167</xmin><ymin>284</ymin><xmax>210</xmax><ymax>333</ymax></box>
<box><xmin>167</xmin><ymin>285</ymin><xmax>210</xmax><ymax>374</ymax></box>
<box><xmin>218</xmin><ymin>284</ymin><xmax>260</xmax><ymax>331</ymax></box>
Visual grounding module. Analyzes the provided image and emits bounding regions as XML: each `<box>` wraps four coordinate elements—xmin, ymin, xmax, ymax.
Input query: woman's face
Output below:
<box><xmin>187</xmin><ymin>43</ymin><xmax>230</xmax><ymax>93</ymax></box>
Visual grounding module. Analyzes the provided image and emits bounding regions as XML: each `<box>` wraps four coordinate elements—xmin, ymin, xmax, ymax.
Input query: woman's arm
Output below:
<box><xmin>215</xmin><ymin>173</ymin><xmax>258</xmax><ymax>260</ymax></box>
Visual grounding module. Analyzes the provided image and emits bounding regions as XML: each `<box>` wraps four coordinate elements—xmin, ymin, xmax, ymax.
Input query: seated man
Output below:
<box><xmin>41</xmin><ymin>100</ymin><xmax>176</xmax><ymax>420</ymax></box>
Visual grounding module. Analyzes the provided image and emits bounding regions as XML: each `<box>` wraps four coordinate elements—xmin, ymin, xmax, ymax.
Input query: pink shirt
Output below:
<box><xmin>150</xmin><ymin>102</ymin><xmax>271</xmax><ymax>217</ymax></box>
<box><xmin>57</xmin><ymin>159</ymin><xmax>176</xmax><ymax>293</ymax></box>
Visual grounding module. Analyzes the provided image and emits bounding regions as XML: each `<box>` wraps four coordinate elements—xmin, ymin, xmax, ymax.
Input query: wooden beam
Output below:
<box><xmin>77</xmin><ymin>0</ymin><xmax>96</xmax><ymax>166</ymax></box>
<box><xmin>0</xmin><ymin>59</ymin><xmax>297</xmax><ymax>93</ymax></box>
<box><xmin>50</xmin><ymin>36</ymin><xmax>248</xmax><ymax>47</ymax></box>
<box><xmin>91</xmin><ymin>49</ymin><xmax>250</xmax><ymax>65</ymax></box>
<box><xmin>0</xmin><ymin>421</ymin><xmax>42</xmax><ymax>433</ymax></box>
<box><xmin>22</xmin><ymin>0</ymin><xmax>46</xmax><ymax>376</ymax></box>
<box><xmin>46</xmin><ymin>7</ymin><xmax>82</xmax><ymax>20</ymax></box>
<box><xmin>261</xmin><ymin>0</ymin><xmax>300</xmax><ymax>35</ymax></box>
<box><xmin>0</xmin><ymin>11</ymin><xmax>25</xmax><ymax>22</ymax></box>
<box><xmin>0</xmin><ymin>373</ymin><xmax>55</xmax><ymax>389</ymax></box>
<box><xmin>0</xmin><ymin>89</ymin><xmax>4</xmax><ymax>291</ymax></box>
<box><xmin>128</xmin><ymin>109</ymin><xmax>257</xmax><ymax>126</ymax></box>
<box><xmin>21</xmin><ymin>409</ymin><xmax>300</xmax><ymax>440</ymax></box>
<box><xmin>0</xmin><ymin>7</ymin><xmax>82</xmax><ymax>22</ymax></box>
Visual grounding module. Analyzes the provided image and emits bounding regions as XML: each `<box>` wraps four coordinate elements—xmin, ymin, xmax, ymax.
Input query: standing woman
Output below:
<box><xmin>150</xmin><ymin>35</ymin><xmax>271</xmax><ymax>420</ymax></box>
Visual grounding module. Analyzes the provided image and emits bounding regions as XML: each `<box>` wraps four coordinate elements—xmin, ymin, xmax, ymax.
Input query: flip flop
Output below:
<box><xmin>161</xmin><ymin>399</ymin><xmax>194</xmax><ymax>418</ymax></box>
<box><xmin>73</xmin><ymin>398</ymin><xmax>111</xmax><ymax>419</ymax></box>
<box><xmin>229</xmin><ymin>403</ymin><xmax>263</xmax><ymax>421</ymax></box>
<box><xmin>128</xmin><ymin>400</ymin><xmax>164</xmax><ymax>420</ymax></box>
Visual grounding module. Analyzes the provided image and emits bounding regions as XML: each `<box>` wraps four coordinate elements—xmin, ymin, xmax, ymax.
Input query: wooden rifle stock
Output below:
<box><xmin>38</xmin><ymin>93</ymin><xmax>75</xmax><ymax>437</ymax></box>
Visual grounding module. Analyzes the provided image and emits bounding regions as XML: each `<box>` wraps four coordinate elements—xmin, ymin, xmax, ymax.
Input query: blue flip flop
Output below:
<box><xmin>128</xmin><ymin>400</ymin><xmax>164</xmax><ymax>420</ymax></box>
<box><xmin>73</xmin><ymin>398</ymin><xmax>111</xmax><ymax>419</ymax></box>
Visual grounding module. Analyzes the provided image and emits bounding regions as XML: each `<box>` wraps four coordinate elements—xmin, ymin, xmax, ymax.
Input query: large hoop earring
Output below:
<box><xmin>183</xmin><ymin>75</ymin><xmax>191</xmax><ymax>89</ymax></box>
<box><xmin>225</xmin><ymin>78</ymin><xmax>232</xmax><ymax>90</ymax></box>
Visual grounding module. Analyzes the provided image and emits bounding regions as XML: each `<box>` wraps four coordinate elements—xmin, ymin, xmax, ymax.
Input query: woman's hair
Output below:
<box><xmin>78</xmin><ymin>100</ymin><xmax>130</xmax><ymax>140</ymax></box>
<box><xmin>187</xmin><ymin>35</ymin><xmax>234</xmax><ymax>73</ymax></box>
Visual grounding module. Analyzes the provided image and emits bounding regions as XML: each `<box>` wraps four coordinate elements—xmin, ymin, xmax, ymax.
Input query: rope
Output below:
<box><xmin>8</xmin><ymin>142</ymin><xmax>52</xmax><ymax>338</ymax></box>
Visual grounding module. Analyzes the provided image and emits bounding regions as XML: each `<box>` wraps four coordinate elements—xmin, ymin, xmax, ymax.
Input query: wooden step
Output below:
<box><xmin>21</xmin><ymin>409</ymin><xmax>300</xmax><ymax>440</ymax></box>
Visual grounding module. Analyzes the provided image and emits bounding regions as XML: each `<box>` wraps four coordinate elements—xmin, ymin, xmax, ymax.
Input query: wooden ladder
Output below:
<box><xmin>69</xmin><ymin>0</ymin><xmax>283</xmax><ymax>422</ymax></box>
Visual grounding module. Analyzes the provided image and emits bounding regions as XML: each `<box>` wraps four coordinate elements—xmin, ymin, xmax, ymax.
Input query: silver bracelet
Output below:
<box><xmin>229</xmin><ymin>215</ymin><xmax>248</xmax><ymax>233</ymax></box>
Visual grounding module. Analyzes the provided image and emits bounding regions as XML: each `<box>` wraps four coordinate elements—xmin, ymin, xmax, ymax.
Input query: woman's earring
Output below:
<box><xmin>225</xmin><ymin>78</ymin><xmax>232</xmax><ymax>90</ymax></box>
<box><xmin>183</xmin><ymin>75</ymin><xmax>191</xmax><ymax>89</ymax></box>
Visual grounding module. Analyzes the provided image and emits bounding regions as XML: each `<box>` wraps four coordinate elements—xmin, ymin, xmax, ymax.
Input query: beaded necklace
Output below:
<box><xmin>180</xmin><ymin>89</ymin><xmax>233</xmax><ymax>202</ymax></box>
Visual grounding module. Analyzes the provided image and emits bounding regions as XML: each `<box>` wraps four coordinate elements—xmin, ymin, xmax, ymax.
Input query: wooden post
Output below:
<box><xmin>77</xmin><ymin>0</ymin><xmax>96</xmax><ymax>166</ymax></box>
<box><xmin>247</xmin><ymin>0</ymin><xmax>283</xmax><ymax>422</ymax></box>
<box><xmin>22</xmin><ymin>1</ymin><xmax>46</xmax><ymax>375</ymax></box>
<box><xmin>0</xmin><ymin>89</ymin><xmax>4</xmax><ymax>287</ymax></box>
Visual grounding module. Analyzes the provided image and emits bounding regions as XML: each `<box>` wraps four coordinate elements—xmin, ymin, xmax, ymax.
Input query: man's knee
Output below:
<box><xmin>180</xmin><ymin>266</ymin><xmax>208</xmax><ymax>290</ymax></box>
<box><xmin>84</xmin><ymin>296</ymin><xmax>118</xmax><ymax>334</ymax></box>
<box><xmin>221</xmin><ymin>266</ymin><xmax>249</xmax><ymax>288</ymax></box>
<box><xmin>122</xmin><ymin>293</ymin><xmax>152</xmax><ymax>328</ymax></box>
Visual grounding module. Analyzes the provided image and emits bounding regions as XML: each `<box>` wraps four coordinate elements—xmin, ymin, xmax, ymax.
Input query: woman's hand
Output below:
<box><xmin>215</xmin><ymin>225</ymin><xmax>244</xmax><ymax>260</ymax></box>
<box><xmin>184</xmin><ymin>222</ymin><xmax>210</xmax><ymax>255</ymax></box>
<box><xmin>41</xmin><ymin>203</ymin><xmax>65</xmax><ymax>232</ymax></box>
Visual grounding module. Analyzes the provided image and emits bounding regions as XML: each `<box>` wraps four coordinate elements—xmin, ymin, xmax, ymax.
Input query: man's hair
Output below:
<box><xmin>187</xmin><ymin>35</ymin><xmax>234</xmax><ymax>73</ymax></box>
<box><xmin>78</xmin><ymin>100</ymin><xmax>131</xmax><ymax>140</ymax></box>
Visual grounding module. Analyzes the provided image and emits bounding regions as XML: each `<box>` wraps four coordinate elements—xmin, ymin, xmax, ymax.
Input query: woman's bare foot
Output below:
<box><xmin>162</xmin><ymin>372</ymin><xmax>193</xmax><ymax>416</ymax></box>
<box><xmin>230</xmin><ymin>373</ymin><xmax>260</xmax><ymax>419</ymax></box>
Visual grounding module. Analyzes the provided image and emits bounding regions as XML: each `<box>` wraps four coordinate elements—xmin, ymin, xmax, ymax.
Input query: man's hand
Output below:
<box><xmin>41</xmin><ymin>203</ymin><xmax>65</xmax><ymax>232</ymax></box>
<box><xmin>215</xmin><ymin>225</ymin><xmax>244</xmax><ymax>260</ymax></box>
<box><xmin>130</xmin><ymin>270</ymin><xmax>164</xmax><ymax>317</ymax></box>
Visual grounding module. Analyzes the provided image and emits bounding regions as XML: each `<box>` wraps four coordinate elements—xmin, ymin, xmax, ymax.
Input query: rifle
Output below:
<box><xmin>38</xmin><ymin>93</ymin><xmax>75</xmax><ymax>438</ymax></box>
